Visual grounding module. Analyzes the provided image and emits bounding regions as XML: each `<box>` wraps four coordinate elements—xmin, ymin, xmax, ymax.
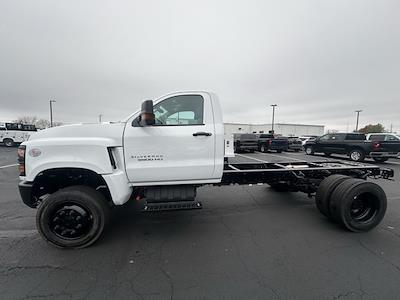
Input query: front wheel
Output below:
<box><xmin>349</xmin><ymin>149</ymin><xmax>365</xmax><ymax>162</ymax></box>
<box><xmin>305</xmin><ymin>146</ymin><xmax>314</xmax><ymax>155</ymax></box>
<box><xmin>36</xmin><ymin>185</ymin><xmax>111</xmax><ymax>249</ymax></box>
<box><xmin>3</xmin><ymin>138</ymin><xmax>14</xmax><ymax>147</ymax></box>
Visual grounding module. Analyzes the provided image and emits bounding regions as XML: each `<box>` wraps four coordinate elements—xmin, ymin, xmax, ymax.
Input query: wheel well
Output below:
<box><xmin>32</xmin><ymin>168</ymin><xmax>113</xmax><ymax>206</ymax></box>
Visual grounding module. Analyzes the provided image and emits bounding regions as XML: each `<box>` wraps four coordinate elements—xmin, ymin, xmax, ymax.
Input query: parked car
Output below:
<box><xmin>233</xmin><ymin>133</ymin><xmax>258</xmax><ymax>153</ymax></box>
<box><xmin>284</xmin><ymin>137</ymin><xmax>303</xmax><ymax>152</ymax></box>
<box><xmin>299</xmin><ymin>136</ymin><xmax>318</xmax><ymax>147</ymax></box>
<box><xmin>257</xmin><ymin>134</ymin><xmax>288</xmax><ymax>153</ymax></box>
<box><xmin>304</xmin><ymin>133</ymin><xmax>400</xmax><ymax>162</ymax></box>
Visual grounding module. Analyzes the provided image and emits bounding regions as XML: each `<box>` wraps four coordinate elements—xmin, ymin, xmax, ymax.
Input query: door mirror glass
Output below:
<box><xmin>139</xmin><ymin>100</ymin><xmax>155</xmax><ymax>126</ymax></box>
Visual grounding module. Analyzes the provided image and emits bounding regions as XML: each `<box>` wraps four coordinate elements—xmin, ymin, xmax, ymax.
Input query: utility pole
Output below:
<box><xmin>270</xmin><ymin>104</ymin><xmax>277</xmax><ymax>133</ymax></box>
<box><xmin>49</xmin><ymin>100</ymin><xmax>56</xmax><ymax>127</ymax></box>
<box><xmin>355</xmin><ymin>110</ymin><xmax>362</xmax><ymax>132</ymax></box>
<box><xmin>99</xmin><ymin>114</ymin><xmax>103</xmax><ymax>123</ymax></box>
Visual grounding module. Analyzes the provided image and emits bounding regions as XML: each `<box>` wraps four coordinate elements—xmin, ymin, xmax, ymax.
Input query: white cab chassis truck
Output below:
<box><xmin>18</xmin><ymin>92</ymin><xmax>394</xmax><ymax>248</ymax></box>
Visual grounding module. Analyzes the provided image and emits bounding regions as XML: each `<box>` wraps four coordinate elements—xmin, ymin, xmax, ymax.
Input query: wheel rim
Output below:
<box><xmin>350</xmin><ymin>193</ymin><xmax>378</xmax><ymax>223</ymax></box>
<box><xmin>5</xmin><ymin>140</ymin><xmax>12</xmax><ymax>146</ymax></box>
<box><xmin>49</xmin><ymin>202</ymin><xmax>93</xmax><ymax>240</ymax></box>
<box><xmin>261</xmin><ymin>145</ymin><xmax>265</xmax><ymax>152</ymax></box>
<box><xmin>351</xmin><ymin>151</ymin><xmax>361</xmax><ymax>161</ymax></box>
<box><xmin>306</xmin><ymin>147</ymin><xmax>312</xmax><ymax>154</ymax></box>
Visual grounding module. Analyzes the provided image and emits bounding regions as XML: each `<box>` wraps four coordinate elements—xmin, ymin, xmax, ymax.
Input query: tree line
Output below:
<box><xmin>12</xmin><ymin>116</ymin><xmax>62</xmax><ymax>129</ymax></box>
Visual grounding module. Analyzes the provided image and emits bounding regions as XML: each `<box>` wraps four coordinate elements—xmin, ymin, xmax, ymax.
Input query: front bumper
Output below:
<box><xmin>18</xmin><ymin>181</ymin><xmax>36</xmax><ymax>208</ymax></box>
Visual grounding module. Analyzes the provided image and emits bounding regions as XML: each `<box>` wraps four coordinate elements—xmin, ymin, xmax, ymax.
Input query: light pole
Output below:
<box><xmin>355</xmin><ymin>110</ymin><xmax>362</xmax><ymax>132</ymax></box>
<box><xmin>270</xmin><ymin>104</ymin><xmax>277</xmax><ymax>133</ymax></box>
<box><xmin>49</xmin><ymin>100</ymin><xmax>56</xmax><ymax>127</ymax></box>
<box><xmin>99</xmin><ymin>114</ymin><xmax>103</xmax><ymax>123</ymax></box>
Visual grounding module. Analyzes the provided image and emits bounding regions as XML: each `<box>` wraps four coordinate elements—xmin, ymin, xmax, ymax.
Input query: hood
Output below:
<box><xmin>26</xmin><ymin>122</ymin><xmax>126</xmax><ymax>146</ymax></box>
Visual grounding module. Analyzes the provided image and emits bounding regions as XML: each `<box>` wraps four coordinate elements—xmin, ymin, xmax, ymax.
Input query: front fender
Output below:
<box><xmin>23</xmin><ymin>138</ymin><xmax>118</xmax><ymax>181</ymax></box>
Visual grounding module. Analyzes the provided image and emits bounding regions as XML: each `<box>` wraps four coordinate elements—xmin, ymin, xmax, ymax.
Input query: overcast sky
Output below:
<box><xmin>0</xmin><ymin>0</ymin><xmax>399</xmax><ymax>132</ymax></box>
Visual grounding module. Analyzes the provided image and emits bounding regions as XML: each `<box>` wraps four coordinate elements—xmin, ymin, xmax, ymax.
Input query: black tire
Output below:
<box><xmin>349</xmin><ymin>148</ymin><xmax>365</xmax><ymax>162</ymax></box>
<box><xmin>36</xmin><ymin>185</ymin><xmax>111</xmax><ymax>249</ymax></box>
<box><xmin>294</xmin><ymin>149</ymin><xmax>300</xmax><ymax>152</ymax></box>
<box><xmin>373</xmin><ymin>157</ymin><xmax>388</xmax><ymax>163</ymax></box>
<box><xmin>305</xmin><ymin>146</ymin><xmax>314</xmax><ymax>155</ymax></box>
<box><xmin>315</xmin><ymin>175</ymin><xmax>351</xmax><ymax>218</ymax></box>
<box><xmin>276</xmin><ymin>150</ymin><xmax>282</xmax><ymax>153</ymax></box>
<box><xmin>329</xmin><ymin>179</ymin><xmax>387</xmax><ymax>232</ymax></box>
<box><xmin>3</xmin><ymin>138</ymin><xmax>14</xmax><ymax>147</ymax></box>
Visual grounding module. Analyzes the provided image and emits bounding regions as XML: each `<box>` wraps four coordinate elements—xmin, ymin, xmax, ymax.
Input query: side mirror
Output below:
<box><xmin>139</xmin><ymin>100</ymin><xmax>155</xmax><ymax>126</ymax></box>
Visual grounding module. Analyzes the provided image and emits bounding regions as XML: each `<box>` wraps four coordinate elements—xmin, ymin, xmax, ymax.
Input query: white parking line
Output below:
<box><xmin>0</xmin><ymin>163</ymin><xmax>17</xmax><ymax>169</ymax></box>
<box><xmin>236</xmin><ymin>154</ymin><xmax>269</xmax><ymax>163</ymax></box>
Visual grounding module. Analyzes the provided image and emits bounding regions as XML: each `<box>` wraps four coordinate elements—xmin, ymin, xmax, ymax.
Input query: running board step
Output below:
<box><xmin>143</xmin><ymin>201</ymin><xmax>202</xmax><ymax>212</ymax></box>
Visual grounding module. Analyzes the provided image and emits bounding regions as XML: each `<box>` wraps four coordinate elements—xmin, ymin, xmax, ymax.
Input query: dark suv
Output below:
<box><xmin>304</xmin><ymin>133</ymin><xmax>400</xmax><ymax>162</ymax></box>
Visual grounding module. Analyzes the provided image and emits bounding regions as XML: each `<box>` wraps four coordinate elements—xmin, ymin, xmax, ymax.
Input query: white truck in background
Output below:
<box><xmin>17</xmin><ymin>91</ymin><xmax>394</xmax><ymax>248</ymax></box>
<box><xmin>0</xmin><ymin>122</ymin><xmax>37</xmax><ymax>147</ymax></box>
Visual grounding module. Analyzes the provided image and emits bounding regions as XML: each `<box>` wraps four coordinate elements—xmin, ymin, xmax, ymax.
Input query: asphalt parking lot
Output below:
<box><xmin>1</xmin><ymin>146</ymin><xmax>400</xmax><ymax>299</ymax></box>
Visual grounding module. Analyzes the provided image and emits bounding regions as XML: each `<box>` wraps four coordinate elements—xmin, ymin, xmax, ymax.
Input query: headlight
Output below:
<box><xmin>17</xmin><ymin>145</ymin><xmax>26</xmax><ymax>176</ymax></box>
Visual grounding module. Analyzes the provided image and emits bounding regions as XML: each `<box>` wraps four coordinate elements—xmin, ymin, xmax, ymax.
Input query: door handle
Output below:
<box><xmin>193</xmin><ymin>132</ymin><xmax>212</xmax><ymax>137</ymax></box>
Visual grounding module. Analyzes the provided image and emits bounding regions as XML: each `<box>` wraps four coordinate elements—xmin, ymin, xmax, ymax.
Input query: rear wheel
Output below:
<box><xmin>260</xmin><ymin>144</ymin><xmax>267</xmax><ymax>153</ymax></box>
<box><xmin>305</xmin><ymin>146</ymin><xmax>314</xmax><ymax>155</ymax></box>
<box><xmin>3</xmin><ymin>138</ymin><xmax>14</xmax><ymax>147</ymax></box>
<box><xmin>373</xmin><ymin>157</ymin><xmax>388</xmax><ymax>163</ymax></box>
<box><xmin>349</xmin><ymin>149</ymin><xmax>365</xmax><ymax>162</ymax></box>
<box><xmin>329</xmin><ymin>179</ymin><xmax>387</xmax><ymax>232</ymax></box>
<box><xmin>36</xmin><ymin>185</ymin><xmax>111</xmax><ymax>249</ymax></box>
<box><xmin>315</xmin><ymin>175</ymin><xmax>351</xmax><ymax>218</ymax></box>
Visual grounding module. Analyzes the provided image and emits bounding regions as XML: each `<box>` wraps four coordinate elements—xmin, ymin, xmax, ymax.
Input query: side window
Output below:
<box><xmin>319</xmin><ymin>135</ymin><xmax>330</xmax><ymax>141</ymax></box>
<box><xmin>153</xmin><ymin>95</ymin><xmax>204</xmax><ymax>126</ymax></box>
<box><xmin>386</xmin><ymin>135</ymin><xmax>399</xmax><ymax>141</ymax></box>
<box><xmin>369</xmin><ymin>134</ymin><xmax>383</xmax><ymax>141</ymax></box>
<box><xmin>330</xmin><ymin>134</ymin><xmax>341</xmax><ymax>140</ymax></box>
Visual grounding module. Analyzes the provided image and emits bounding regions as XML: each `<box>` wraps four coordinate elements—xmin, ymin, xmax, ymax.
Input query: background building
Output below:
<box><xmin>224</xmin><ymin>123</ymin><xmax>324</xmax><ymax>137</ymax></box>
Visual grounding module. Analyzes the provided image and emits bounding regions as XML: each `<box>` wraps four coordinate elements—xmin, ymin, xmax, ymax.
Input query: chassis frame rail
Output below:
<box><xmin>220</xmin><ymin>160</ymin><xmax>394</xmax><ymax>193</ymax></box>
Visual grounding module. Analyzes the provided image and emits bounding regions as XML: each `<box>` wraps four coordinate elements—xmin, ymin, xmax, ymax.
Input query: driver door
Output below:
<box><xmin>123</xmin><ymin>92</ymin><xmax>216</xmax><ymax>184</ymax></box>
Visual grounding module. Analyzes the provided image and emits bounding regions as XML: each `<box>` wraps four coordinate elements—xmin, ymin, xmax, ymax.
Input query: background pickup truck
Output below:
<box><xmin>233</xmin><ymin>133</ymin><xmax>258</xmax><ymax>153</ymax></box>
<box><xmin>257</xmin><ymin>134</ymin><xmax>288</xmax><ymax>153</ymax></box>
<box><xmin>304</xmin><ymin>133</ymin><xmax>400</xmax><ymax>162</ymax></box>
